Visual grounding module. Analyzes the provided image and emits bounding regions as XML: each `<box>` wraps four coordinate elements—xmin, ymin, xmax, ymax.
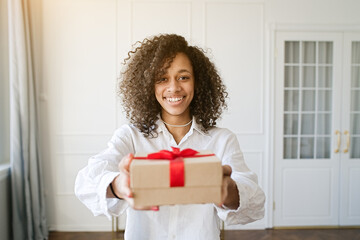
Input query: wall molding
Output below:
<box><xmin>49</xmin><ymin>224</ymin><xmax>112</xmax><ymax>232</ymax></box>
<box><xmin>55</xmin><ymin>133</ymin><xmax>113</xmax><ymax>136</ymax></box>
<box><xmin>274</xmin><ymin>23</ymin><xmax>360</xmax><ymax>32</ymax></box>
<box><xmin>264</xmin><ymin>22</ymin><xmax>276</xmax><ymax>228</ymax></box>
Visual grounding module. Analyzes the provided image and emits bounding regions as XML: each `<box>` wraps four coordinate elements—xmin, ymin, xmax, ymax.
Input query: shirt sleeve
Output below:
<box><xmin>74</xmin><ymin>125</ymin><xmax>134</xmax><ymax>220</ymax></box>
<box><xmin>215</xmin><ymin>131</ymin><xmax>266</xmax><ymax>225</ymax></box>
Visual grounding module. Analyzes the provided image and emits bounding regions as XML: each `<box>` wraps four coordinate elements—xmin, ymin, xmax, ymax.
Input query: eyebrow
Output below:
<box><xmin>178</xmin><ymin>69</ymin><xmax>192</xmax><ymax>74</ymax></box>
<box><xmin>162</xmin><ymin>69</ymin><xmax>192</xmax><ymax>76</ymax></box>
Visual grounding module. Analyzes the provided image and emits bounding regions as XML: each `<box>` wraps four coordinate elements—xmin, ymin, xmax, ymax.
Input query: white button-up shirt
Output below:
<box><xmin>75</xmin><ymin>119</ymin><xmax>265</xmax><ymax>240</ymax></box>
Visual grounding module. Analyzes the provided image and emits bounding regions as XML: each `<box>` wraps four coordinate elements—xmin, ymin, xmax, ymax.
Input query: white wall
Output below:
<box><xmin>34</xmin><ymin>0</ymin><xmax>118</xmax><ymax>230</ymax></box>
<box><xmin>266</xmin><ymin>0</ymin><xmax>360</xmax><ymax>24</ymax></box>
<box><xmin>31</xmin><ymin>0</ymin><xmax>360</xmax><ymax>231</ymax></box>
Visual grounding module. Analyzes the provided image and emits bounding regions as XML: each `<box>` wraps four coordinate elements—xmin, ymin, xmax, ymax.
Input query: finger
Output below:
<box><xmin>133</xmin><ymin>205</ymin><xmax>159</xmax><ymax>211</ymax></box>
<box><xmin>120</xmin><ymin>172</ymin><xmax>133</xmax><ymax>197</ymax></box>
<box><xmin>124</xmin><ymin>153</ymin><xmax>134</xmax><ymax>170</ymax></box>
<box><xmin>118</xmin><ymin>153</ymin><xmax>134</xmax><ymax>172</ymax></box>
<box><xmin>112</xmin><ymin>174</ymin><xmax>132</xmax><ymax>199</ymax></box>
<box><xmin>220</xmin><ymin>180</ymin><xmax>228</xmax><ymax>205</ymax></box>
<box><xmin>151</xmin><ymin>206</ymin><xmax>160</xmax><ymax>211</ymax></box>
<box><xmin>121</xmin><ymin>184</ymin><xmax>133</xmax><ymax>198</ymax></box>
<box><xmin>119</xmin><ymin>165</ymin><xmax>130</xmax><ymax>181</ymax></box>
<box><xmin>123</xmin><ymin>154</ymin><xmax>134</xmax><ymax>187</ymax></box>
<box><xmin>222</xmin><ymin>165</ymin><xmax>232</xmax><ymax>176</ymax></box>
<box><xmin>126</xmin><ymin>198</ymin><xmax>159</xmax><ymax>211</ymax></box>
<box><xmin>220</xmin><ymin>177</ymin><xmax>231</xmax><ymax>205</ymax></box>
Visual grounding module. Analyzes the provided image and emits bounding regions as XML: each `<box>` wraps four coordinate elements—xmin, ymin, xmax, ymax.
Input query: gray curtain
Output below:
<box><xmin>8</xmin><ymin>0</ymin><xmax>48</xmax><ymax>239</ymax></box>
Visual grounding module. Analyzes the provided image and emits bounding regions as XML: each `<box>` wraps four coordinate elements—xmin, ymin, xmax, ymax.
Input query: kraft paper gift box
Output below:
<box><xmin>130</xmin><ymin>147</ymin><xmax>222</xmax><ymax>207</ymax></box>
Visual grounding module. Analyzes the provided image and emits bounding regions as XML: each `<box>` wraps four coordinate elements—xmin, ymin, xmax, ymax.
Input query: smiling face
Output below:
<box><xmin>155</xmin><ymin>52</ymin><xmax>194</xmax><ymax>124</ymax></box>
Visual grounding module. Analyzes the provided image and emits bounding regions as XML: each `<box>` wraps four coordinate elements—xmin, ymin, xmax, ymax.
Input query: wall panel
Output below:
<box><xmin>206</xmin><ymin>3</ymin><xmax>264</xmax><ymax>134</ymax></box>
<box><xmin>41</xmin><ymin>0</ymin><xmax>118</xmax><ymax>231</ymax></box>
<box><xmin>348</xmin><ymin>168</ymin><xmax>360</xmax><ymax>216</ymax></box>
<box><xmin>43</xmin><ymin>0</ymin><xmax>117</xmax><ymax>134</ymax></box>
<box><xmin>282</xmin><ymin>168</ymin><xmax>332</xmax><ymax>218</ymax></box>
<box><xmin>132</xmin><ymin>1</ymin><xmax>191</xmax><ymax>42</ymax></box>
<box><xmin>50</xmin><ymin>195</ymin><xmax>113</xmax><ymax>231</ymax></box>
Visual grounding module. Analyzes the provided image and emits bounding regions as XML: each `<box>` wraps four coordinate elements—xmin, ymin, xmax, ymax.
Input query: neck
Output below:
<box><xmin>160</xmin><ymin>114</ymin><xmax>192</xmax><ymax>144</ymax></box>
<box><xmin>160</xmin><ymin>113</ymin><xmax>192</xmax><ymax>126</ymax></box>
<box><xmin>162</xmin><ymin>119</ymin><xmax>192</xmax><ymax>127</ymax></box>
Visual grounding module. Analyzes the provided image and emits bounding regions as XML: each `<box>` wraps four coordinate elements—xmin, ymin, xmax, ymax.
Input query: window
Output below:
<box><xmin>0</xmin><ymin>0</ymin><xmax>9</xmax><ymax>165</ymax></box>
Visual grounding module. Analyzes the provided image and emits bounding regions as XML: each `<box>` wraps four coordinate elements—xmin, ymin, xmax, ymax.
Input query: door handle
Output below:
<box><xmin>343</xmin><ymin>130</ymin><xmax>350</xmax><ymax>153</ymax></box>
<box><xmin>335</xmin><ymin>130</ymin><xmax>341</xmax><ymax>153</ymax></box>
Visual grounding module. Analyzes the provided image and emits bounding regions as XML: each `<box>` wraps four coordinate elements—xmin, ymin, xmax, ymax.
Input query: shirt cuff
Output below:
<box><xmin>97</xmin><ymin>172</ymin><xmax>129</xmax><ymax>220</ymax></box>
<box><xmin>214</xmin><ymin>180</ymin><xmax>242</xmax><ymax>224</ymax></box>
<box><xmin>215</xmin><ymin>174</ymin><xmax>265</xmax><ymax>225</ymax></box>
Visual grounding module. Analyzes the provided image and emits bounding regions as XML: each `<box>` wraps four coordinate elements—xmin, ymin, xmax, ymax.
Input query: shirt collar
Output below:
<box><xmin>191</xmin><ymin>117</ymin><xmax>209</xmax><ymax>137</ymax></box>
<box><xmin>155</xmin><ymin>115</ymin><xmax>210</xmax><ymax>137</ymax></box>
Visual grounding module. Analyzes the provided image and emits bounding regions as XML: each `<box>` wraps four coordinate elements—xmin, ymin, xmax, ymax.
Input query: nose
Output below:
<box><xmin>167</xmin><ymin>78</ymin><xmax>181</xmax><ymax>92</ymax></box>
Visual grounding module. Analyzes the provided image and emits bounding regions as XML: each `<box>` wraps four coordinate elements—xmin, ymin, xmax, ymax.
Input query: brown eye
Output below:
<box><xmin>157</xmin><ymin>78</ymin><xmax>167</xmax><ymax>83</ymax></box>
<box><xmin>179</xmin><ymin>76</ymin><xmax>190</xmax><ymax>81</ymax></box>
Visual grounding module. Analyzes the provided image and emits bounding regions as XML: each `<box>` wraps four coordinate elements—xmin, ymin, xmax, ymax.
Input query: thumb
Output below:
<box><xmin>124</xmin><ymin>153</ymin><xmax>134</xmax><ymax>171</ymax></box>
<box><xmin>119</xmin><ymin>153</ymin><xmax>134</xmax><ymax>172</ymax></box>
<box><xmin>222</xmin><ymin>165</ymin><xmax>232</xmax><ymax>176</ymax></box>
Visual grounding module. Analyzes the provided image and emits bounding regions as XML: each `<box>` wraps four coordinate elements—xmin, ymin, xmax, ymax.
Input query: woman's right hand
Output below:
<box><xmin>110</xmin><ymin>153</ymin><xmax>159</xmax><ymax>211</ymax></box>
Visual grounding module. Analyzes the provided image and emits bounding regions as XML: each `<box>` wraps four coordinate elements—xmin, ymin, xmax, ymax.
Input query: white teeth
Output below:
<box><xmin>167</xmin><ymin>97</ymin><xmax>183</xmax><ymax>102</ymax></box>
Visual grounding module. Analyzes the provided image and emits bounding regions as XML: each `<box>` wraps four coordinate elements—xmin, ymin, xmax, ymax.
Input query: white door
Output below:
<box><xmin>339</xmin><ymin>33</ymin><xmax>360</xmax><ymax>225</ymax></box>
<box><xmin>274</xmin><ymin>32</ymin><xmax>344</xmax><ymax>226</ymax></box>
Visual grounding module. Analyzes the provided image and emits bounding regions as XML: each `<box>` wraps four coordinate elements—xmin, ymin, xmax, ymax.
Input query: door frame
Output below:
<box><xmin>339</xmin><ymin>32</ymin><xmax>360</xmax><ymax>226</ymax></box>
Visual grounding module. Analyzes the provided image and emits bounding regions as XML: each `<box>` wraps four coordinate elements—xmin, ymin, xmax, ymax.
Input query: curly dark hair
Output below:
<box><xmin>119</xmin><ymin>34</ymin><xmax>228</xmax><ymax>137</ymax></box>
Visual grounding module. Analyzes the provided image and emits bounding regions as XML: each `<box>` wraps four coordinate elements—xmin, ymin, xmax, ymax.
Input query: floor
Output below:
<box><xmin>49</xmin><ymin>228</ymin><xmax>360</xmax><ymax>240</ymax></box>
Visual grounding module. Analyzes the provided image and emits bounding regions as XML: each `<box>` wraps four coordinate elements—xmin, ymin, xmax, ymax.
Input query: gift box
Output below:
<box><xmin>130</xmin><ymin>147</ymin><xmax>222</xmax><ymax>207</ymax></box>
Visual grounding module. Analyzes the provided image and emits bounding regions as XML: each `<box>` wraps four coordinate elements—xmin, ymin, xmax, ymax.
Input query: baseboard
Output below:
<box><xmin>48</xmin><ymin>225</ymin><xmax>122</xmax><ymax>232</ymax></box>
<box><xmin>273</xmin><ymin>226</ymin><xmax>360</xmax><ymax>229</ymax></box>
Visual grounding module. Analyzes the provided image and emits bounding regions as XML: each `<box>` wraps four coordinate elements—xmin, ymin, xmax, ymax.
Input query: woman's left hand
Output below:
<box><xmin>220</xmin><ymin>165</ymin><xmax>240</xmax><ymax>209</ymax></box>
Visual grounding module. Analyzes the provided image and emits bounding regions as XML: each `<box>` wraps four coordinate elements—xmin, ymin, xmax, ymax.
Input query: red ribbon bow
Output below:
<box><xmin>147</xmin><ymin>147</ymin><xmax>199</xmax><ymax>160</ymax></box>
<box><xmin>134</xmin><ymin>147</ymin><xmax>214</xmax><ymax>187</ymax></box>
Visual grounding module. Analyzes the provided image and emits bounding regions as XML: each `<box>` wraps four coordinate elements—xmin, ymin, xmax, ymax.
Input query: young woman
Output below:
<box><xmin>75</xmin><ymin>34</ymin><xmax>265</xmax><ymax>240</ymax></box>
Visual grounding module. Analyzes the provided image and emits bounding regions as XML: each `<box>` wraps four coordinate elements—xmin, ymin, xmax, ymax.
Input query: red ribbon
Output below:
<box><xmin>134</xmin><ymin>147</ymin><xmax>215</xmax><ymax>187</ymax></box>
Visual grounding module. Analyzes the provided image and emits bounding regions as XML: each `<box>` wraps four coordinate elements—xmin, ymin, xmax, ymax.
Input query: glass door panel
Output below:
<box><xmin>302</xmin><ymin>66</ymin><xmax>316</xmax><ymax>87</ymax></box>
<box><xmin>302</xmin><ymin>90</ymin><xmax>316</xmax><ymax>111</ymax></box>
<box><xmin>283</xmin><ymin>41</ymin><xmax>333</xmax><ymax>159</ymax></box>
<box><xmin>300</xmin><ymin>137</ymin><xmax>314</xmax><ymax>158</ymax></box>
<box><xmin>350</xmin><ymin>42</ymin><xmax>360</xmax><ymax>158</ymax></box>
<box><xmin>301</xmin><ymin>113</ymin><xmax>315</xmax><ymax>134</ymax></box>
<box><xmin>285</xmin><ymin>66</ymin><xmax>299</xmax><ymax>87</ymax></box>
<box><xmin>318</xmin><ymin>66</ymin><xmax>332</xmax><ymax>87</ymax></box>
<box><xmin>319</xmin><ymin>42</ymin><xmax>333</xmax><ymax>64</ymax></box>
<box><xmin>317</xmin><ymin>113</ymin><xmax>332</xmax><ymax>134</ymax></box>
<box><xmin>316</xmin><ymin>137</ymin><xmax>331</xmax><ymax>158</ymax></box>
<box><xmin>318</xmin><ymin>90</ymin><xmax>332</xmax><ymax>111</ymax></box>
<box><xmin>284</xmin><ymin>114</ymin><xmax>299</xmax><ymax>134</ymax></box>
<box><xmin>283</xmin><ymin>138</ymin><xmax>298</xmax><ymax>159</ymax></box>
<box><xmin>285</xmin><ymin>41</ymin><xmax>300</xmax><ymax>63</ymax></box>
<box><xmin>302</xmin><ymin>41</ymin><xmax>316</xmax><ymax>63</ymax></box>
